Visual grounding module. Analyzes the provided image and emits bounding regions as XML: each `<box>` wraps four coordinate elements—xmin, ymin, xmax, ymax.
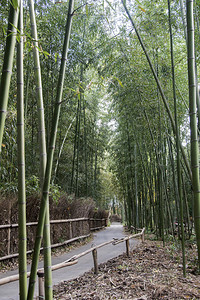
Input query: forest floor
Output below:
<box><xmin>53</xmin><ymin>237</ymin><xmax>200</xmax><ymax>300</ymax></box>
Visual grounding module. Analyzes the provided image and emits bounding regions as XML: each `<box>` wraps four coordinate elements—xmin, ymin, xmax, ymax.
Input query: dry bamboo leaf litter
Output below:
<box><xmin>53</xmin><ymin>240</ymin><xmax>200</xmax><ymax>300</ymax></box>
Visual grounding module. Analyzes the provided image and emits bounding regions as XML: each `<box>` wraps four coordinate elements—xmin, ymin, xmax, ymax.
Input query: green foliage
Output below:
<box><xmin>26</xmin><ymin>175</ymin><xmax>40</xmax><ymax>196</ymax></box>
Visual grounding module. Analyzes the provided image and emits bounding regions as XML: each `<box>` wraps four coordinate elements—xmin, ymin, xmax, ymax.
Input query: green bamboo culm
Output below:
<box><xmin>28</xmin><ymin>0</ymin><xmax>46</xmax><ymax>185</ymax></box>
<box><xmin>121</xmin><ymin>0</ymin><xmax>192</xmax><ymax>182</ymax></box>
<box><xmin>168</xmin><ymin>0</ymin><xmax>186</xmax><ymax>276</ymax></box>
<box><xmin>28</xmin><ymin>0</ymin><xmax>52</xmax><ymax>298</ymax></box>
<box><xmin>17</xmin><ymin>1</ymin><xmax>27</xmax><ymax>299</ymax></box>
<box><xmin>186</xmin><ymin>0</ymin><xmax>200</xmax><ymax>272</ymax></box>
<box><xmin>27</xmin><ymin>1</ymin><xmax>75</xmax><ymax>298</ymax></box>
<box><xmin>0</xmin><ymin>0</ymin><xmax>20</xmax><ymax>151</ymax></box>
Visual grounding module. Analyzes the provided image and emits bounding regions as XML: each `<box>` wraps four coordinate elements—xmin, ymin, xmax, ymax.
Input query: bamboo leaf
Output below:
<box><xmin>114</xmin><ymin>77</ymin><xmax>124</xmax><ymax>87</ymax></box>
<box><xmin>138</xmin><ymin>5</ymin><xmax>146</xmax><ymax>12</ymax></box>
<box><xmin>86</xmin><ymin>4</ymin><xmax>89</xmax><ymax>16</ymax></box>
<box><xmin>43</xmin><ymin>50</ymin><xmax>50</xmax><ymax>58</ymax></box>
<box><xmin>135</xmin><ymin>0</ymin><xmax>146</xmax><ymax>12</ymax></box>
<box><xmin>105</xmin><ymin>0</ymin><xmax>114</xmax><ymax>10</ymax></box>
<box><xmin>10</xmin><ymin>0</ymin><xmax>19</xmax><ymax>9</ymax></box>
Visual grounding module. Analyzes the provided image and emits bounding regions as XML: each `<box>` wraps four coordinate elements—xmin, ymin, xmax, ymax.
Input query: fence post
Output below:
<box><xmin>69</xmin><ymin>221</ymin><xmax>72</xmax><ymax>239</ymax></box>
<box><xmin>7</xmin><ymin>202</ymin><xmax>11</xmax><ymax>255</ymax></box>
<box><xmin>92</xmin><ymin>249</ymin><xmax>98</xmax><ymax>274</ymax></box>
<box><xmin>88</xmin><ymin>218</ymin><xmax>91</xmax><ymax>231</ymax></box>
<box><xmin>141</xmin><ymin>230</ymin><xmax>145</xmax><ymax>243</ymax></box>
<box><xmin>126</xmin><ymin>239</ymin><xmax>130</xmax><ymax>257</ymax></box>
<box><xmin>38</xmin><ymin>270</ymin><xmax>45</xmax><ymax>299</ymax></box>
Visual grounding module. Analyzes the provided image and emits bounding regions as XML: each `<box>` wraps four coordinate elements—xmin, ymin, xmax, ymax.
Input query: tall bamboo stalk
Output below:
<box><xmin>0</xmin><ymin>1</ymin><xmax>20</xmax><ymax>151</ymax></box>
<box><xmin>27</xmin><ymin>1</ymin><xmax>75</xmax><ymax>298</ymax></box>
<box><xmin>121</xmin><ymin>0</ymin><xmax>192</xmax><ymax>181</ymax></box>
<box><xmin>17</xmin><ymin>2</ymin><xmax>27</xmax><ymax>298</ymax></box>
<box><xmin>168</xmin><ymin>0</ymin><xmax>186</xmax><ymax>276</ymax></box>
<box><xmin>70</xmin><ymin>98</ymin><xmax>79</xmax><ymax>193</ymax></box>
<box><xmin>28</xmin><ymin>0</ymin><xmax>52</xmax><ymax>297</ymax></box>
<box><xmin>179</xmin><ymin>0</ymin><xmax>187</xmax><ymax>40</ymax></box>
<box><xmin>186</xmin><ymin>0</ymin><xmax>200</xmax><ymax>271</ymax></box>
<box><xmin>28</xmin><ymin>0</ymin><xmax>46</xmax><ymax>185</ymax></box>
<box><xmin>52</xmin><ymin>115</ymin><xmax>76</xmax><ymax>185</ymax></box>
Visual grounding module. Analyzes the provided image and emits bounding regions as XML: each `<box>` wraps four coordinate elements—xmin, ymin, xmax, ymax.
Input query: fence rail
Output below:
<box><xmin>0</xmin><ymin>218</ymin><xmax>106</xmax><ymax>260</ymax></box>
<box><xmin>0</xmin><ymin>227</ymin><xmax>145</xmax><ymax>299</ymax></box>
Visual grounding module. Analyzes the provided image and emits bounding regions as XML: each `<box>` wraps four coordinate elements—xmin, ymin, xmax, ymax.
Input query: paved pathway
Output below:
<box><xmin>0</xmin><ymin>223</ymin><xmax>138</xmax><ymax>299</ymax></box>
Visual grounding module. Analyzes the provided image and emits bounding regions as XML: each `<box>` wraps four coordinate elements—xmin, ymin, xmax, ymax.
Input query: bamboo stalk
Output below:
<box><xmin>168</xmin><ymin>0</ymin><xmax>186</xmax><ymax>276</ymax></box>
<box><xmin>27</xmin><ymin>1</ymin><xmax>75</xmax><ymax>298</ymax></box>
<box><xmin>28</xmin><ymin>0</ymin><xmax>52</xmax><ymax>297</ymax></box>
<box><xmin>186</xmin><ymin>0</ymin><xmax>200</xmax><ymax>271</ymax></box>
<box><xmin>28</xmin><ymin>0</ymin><xmax>47</xmax><ymax>184</ymax></box>
<box><xmin>52</xmin><ymin>115</ymin><xmax>76</xmax><ymax>184</ymax></box>
<box><xmin>0</xmin><ymin>1</ymin><xmax>20</xmax><ymax>150</ymax></box>
<box><xmin>17</xmin><ymin>1</ymin><xmax>27</xmax><ymax>298</ymax></box>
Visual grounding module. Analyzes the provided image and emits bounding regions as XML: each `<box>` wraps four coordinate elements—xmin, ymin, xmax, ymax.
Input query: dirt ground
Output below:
<box><xmin>53</xmin><ymin>238</ymin><xmax>200</xmax><ymax>300</ymax></box>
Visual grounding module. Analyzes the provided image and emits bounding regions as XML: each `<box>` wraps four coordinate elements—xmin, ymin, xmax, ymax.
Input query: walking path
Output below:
<box><xmin>0</xmin><ymin>223</ymin><xmax>138</xmax><ymax>299</ymax></box>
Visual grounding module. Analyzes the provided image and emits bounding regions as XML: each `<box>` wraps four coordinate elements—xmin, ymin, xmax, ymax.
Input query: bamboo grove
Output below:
<box><xmin>0</xmin><ymin>0</ymin><xmax>200</xmax><ymax>298</ymax></box>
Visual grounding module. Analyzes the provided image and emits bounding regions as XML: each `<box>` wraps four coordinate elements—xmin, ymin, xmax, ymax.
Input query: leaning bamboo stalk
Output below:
<box><xmin>28</xmin><ymin>0</ymin><xmax>46</xmax><ymax>185</ymax></box>
<box><xmin>0</xmin><ymin>1</ymin><xmax>20</xmax><ymax>150</ymax></box>
<box><xmin>17</xmin><ymin>1</ymin><xmax>27</xmax><ymax>298</ymax></box>
<box><xmin>28</xmin><ymin>0</ymin><xmax>52</xmax><ymax>297</ymax></box>
<box><xmin>121</xmin><ymin>0</ymin><xmax>192</xmax><ymax>181</ymax></box>
<box><xmin>186</xmin><ymin>0</ymin><xmax>200</xmax><ymax>271</ymax></box>
<box><xmin>52</xmin><ymin>115</ymin><xmax>76</xmax><ymax>184</ymax></box>
<box><xmin>27</xmin><ymin>1</ymin><xmax>75</xmax><ymax>298</ymax></box>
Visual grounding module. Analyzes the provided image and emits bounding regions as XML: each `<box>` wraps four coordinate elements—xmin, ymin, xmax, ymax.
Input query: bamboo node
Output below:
<box><xmin>189</xmin><ymin>111</ymin><xmax>196</xmax><ymax>116</ymax></box>
<box><xmin>191</xmin><ymin>165</ymin><xmax>199</xmax><ymax>168</ymax></box>
<box><xmin>3</xmin><ymin>69</ymin><xmax>12</xmax><ymax>74</ymax></box>
<box><xmin>19</xmin><ymin>270</ymin><xmax>27</xmax><ymax>275</ymax></box>
<box><xmin>187</xmin><ymin>28</ymin><xmax>194</xmax><ymax>32</ymax></box>
<box><xmin>44</xmin><ymin>265</ymin><xmax>52</xmax><ymax>270</ymax></box>
<box><xmin>19</xmin><ymin>237</ymin><xmax>27</xmax><ymax>241</ymax></box>
<box><xmin>43</xmin><ymin>245</ymin><xmax>51</xmax><ymax>250</ymax></box>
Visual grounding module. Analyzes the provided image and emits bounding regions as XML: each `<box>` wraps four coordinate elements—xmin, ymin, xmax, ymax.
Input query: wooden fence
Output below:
<box><xmin>0</xmin><ymin>218</ymin><xmax>107</xmax><ymax>261</ymax></box>
<box><xmin>0</xmin><ymin>227</ymin><xmax>145</xmax><ymax>300</ymax></box>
